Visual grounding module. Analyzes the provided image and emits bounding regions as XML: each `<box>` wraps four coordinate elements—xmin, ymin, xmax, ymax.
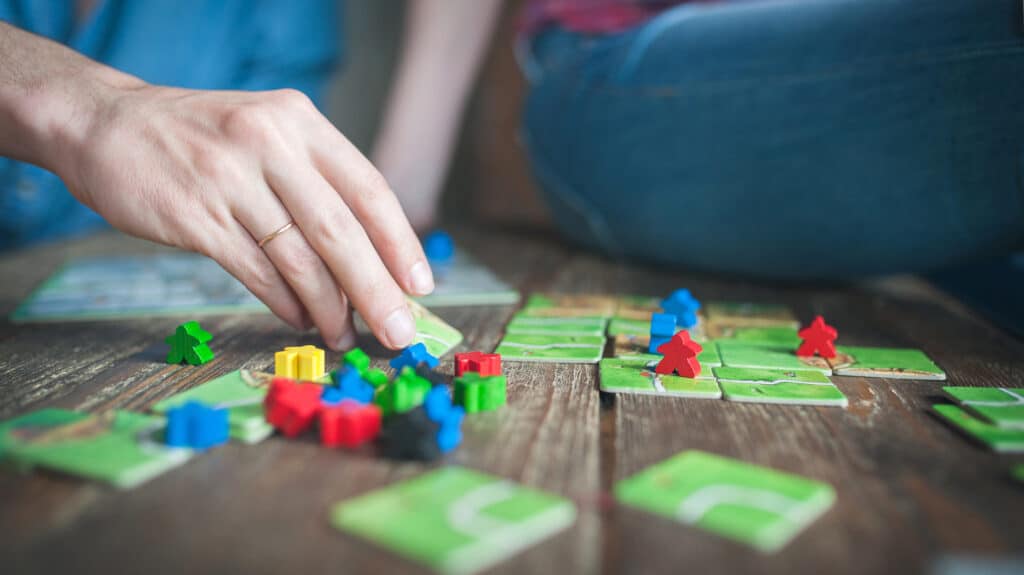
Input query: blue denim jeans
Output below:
<box><xmin>521</xmin><ymin>0</ymin><xmax>1024</xmax><ymax>279</ymax></box>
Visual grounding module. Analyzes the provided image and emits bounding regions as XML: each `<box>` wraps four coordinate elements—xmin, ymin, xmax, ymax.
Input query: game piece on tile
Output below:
<box><xmin>505</xmin><ymin>314</ymin><xmax>607</xmax><ymax>336</ymax></box>
<box><xmin>407</xmin><ymin>298</ymin><xmax>465</xmax><ymax>357</ymax></box>
<box><xmin>454</xmin><ymin>351</ymin><xmax>502</xmax><ymax>377</ymax></box>
<box><xmin>599</xmin><ymin>358</ymin><xmax>720</xmax><ymax>399</ymax></box>
<box><xmin>164</xmin><ymin>320</ymin><xmax>214</xmax><ymax>365</ymax></box>
<box><xmin>828</xmin><ymin>346</ymin><xmax>945</xmax><ymax>380</ymax></box>
<box><xmin>943</xmin><ymin>387</ymin><xmax>1024</xmax><ymax>429</ymax></box>
<box><xmin>264</xmin><ymin>378</ymin><xmax>323</xmax><ymax>437</ymax></box>
<box><xmin>614</xmin><ymin>334</ymin><xmax>722</xmax><ymax>367</ymax></box>
<box><xmin>323</xmin><ymin>368</ymin><xmax>375</xmax><ymax>405</ymax></box>
<box><xmin>615</xmin><ymin>450</ymin><xmax>835</xmax><ymax>553</ymax></box>
<box><xmin>274</xmin><ymin>345</ymin><xmax>325</xmax><ymax>381</ymax></box>
<box><xmin>454</xmin><ymin>372</ymin><xmax>507</xmax><ymax>413</ymax></box>
<box><xmin>436</xmin><ymin>423</ymin><xmax>463</xmax><ymax>453</ymax></box>
<box><xmin>329</xmin><ymin>467</ymin><xmax>576</xmax><ymax>575</ymax></box>
<box><xmin>717</xmin><ymin>340</ymin><xmax>832</xmax><ymax>375</ymax></box>
<box><xmin>423</xmin><ymin>230</ymin><xmax>455</xmax><ymax>265</ymax></box>
<box><xmin>495</xmin><ymin>333</ymin><xmax>605</xmax><ymax>364</ymax></box>
<box><xmin>648</xmin><ymin>312</ymin><xmax>678</xmax><ymax>354</ymax></box>
<box><xmin>362</xmin><ymin>368</ymin><xmax>390</xmax><ymax>389</ymax></box>
<box><xmin>714</xmin><ymin>367</ymin><xmax>848</xmax><ymax>407</ymax></box>
<box><xmin>320</xmin><ymin>401</ymin><xmax>381</xmax><ymax>448</ymax></box>
<box><xmin>379</xmin><ymin>407</ymin><xmax>443</xmax><ymax>461</ymax></box>
<box><xmin>390</xmin><ymin>342</ymin><xmax>440</xmax><ymax>372</ymax></box>
<box><xmin>650</xmin><ymin>313</ymin><xmax>677</xmax><ymax>337</ymax></box>
<box><xmin>0</xmin><ymin>409</ymin><xmax>193</xmax><ymax>489</ymax></box>
<box><xmin>421</xmin><ymin>385</ymin><xmax>465</xmax><ymax>453</ymax></box>
<box><xmin>655</xmin><ymin>332</ymin><xmax>703</xmax><ymax>378</ymax></box>
<box><xmin>374</xmin><ymin>367</ymin><xmax>432</xmax><ymax>416</ymax></box>
<box><xmin>343</xmin><ymin>347</ymin><xmax>371</xmax><ymax>373</ymax></box>
<box><xmin>648</xmin><ymin>335</ymin><xmax>670</xmax><ymax>355</ymax></box>
<box><xmin>152</xmin><ymin>369</ymin><xmax>273</xmax><ymax>444</ymax></box>
<box><xmin>796</xmin><ymin>316</ymin><xmax>838</xmax><ymax>359</ymax></box>
<box><xmin>660</xmin><ymin>289</ymin><xmax>701</xmax><ymax>329</ymax></box>
<box><xmin>932</xmin><ymin>404</ymin><xmax>1024</xmax><ymax>453</ymax></box>
<box><xmin>165</xmin><ymin>401</ymin><xmax>229</xmax><ymax>450</ymax></box>
<box><xmin>422</xmin><ymin>385</ymin><xmax>454</xmax><ymax>421</ymax></box>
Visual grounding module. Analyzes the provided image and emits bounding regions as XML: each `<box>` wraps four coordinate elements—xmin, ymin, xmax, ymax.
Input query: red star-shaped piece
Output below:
<box><xmin>655</xmin><ymin>331</ymin><xmax>703</xmax><ymax>378</ymax></box>
<box><xmin>796</xmin><ymin>315</ymin><xmax>838</xmax><ymax>358</ymax></box>
<box><xmin>454</xmin><ymin>351</ymin><xmax>502</xmax><ymax>377</ymax></box>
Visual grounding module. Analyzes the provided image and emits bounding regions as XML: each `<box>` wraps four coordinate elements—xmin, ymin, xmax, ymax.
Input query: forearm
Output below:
<box><xmin>0</xmin><ymin>21</ymin><xmax>142</xmax><ymax>178</ymax></box>
<box><xmin>373</xmin><ymin>0</ymin><xmax>503</xmax><ymax>227</ymax></box>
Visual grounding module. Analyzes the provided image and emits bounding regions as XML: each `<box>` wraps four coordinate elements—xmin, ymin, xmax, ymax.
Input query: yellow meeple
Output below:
<box><xmin>274</xmin><ymin>345</ymin><xmax>325</xmax><ymax>381</ymax></box>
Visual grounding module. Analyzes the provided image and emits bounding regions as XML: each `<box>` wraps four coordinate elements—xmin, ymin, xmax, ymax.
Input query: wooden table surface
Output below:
<box><xmin>0</xmin><ymin>227</ymin><xmax>1021</xmax><ymax>575</ymax></box>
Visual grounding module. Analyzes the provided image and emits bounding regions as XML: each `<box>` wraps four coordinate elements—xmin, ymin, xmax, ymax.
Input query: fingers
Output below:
<box><xmin>262</xmin><ymin>157</ymin><xmax>418</xmax><ymax>350</ymax></box>
<box><xmin>232</xmin><ymin>185</ymin><xmax>356</xmax><ymax>351</ymax></box>
<box><xmin>308</xmin><ymin>110</ymin><xmax>435</xmax><ymax>299</ymax></box>
<box><xmin>211</xmin><ymin>219</ymin><xmax>311</xmax><ymax>332</ymax></box>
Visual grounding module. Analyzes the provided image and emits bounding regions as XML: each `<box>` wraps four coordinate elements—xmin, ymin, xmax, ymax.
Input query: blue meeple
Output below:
<box><xmin>323</xmin><ymin>367</ymin><xmax>375</xmax><ymax>405</ymax></box>
<box><xmin>660</xmin><ymin>289</ymin><xmax>700</xmax><ymax>329</ymax></box>
<box><xmin>423</xmin><ymin>230</ymin><xmax>455</xmax><ymax>264</ymax></box>
<box><xmin>389</xmin><ymin>342</ymin><xmax>440</xmax><ymax>372</ymax></box>
<box><xmin>648</xmin><ymin>312</ymin><xmax>677</xmax><ymax>354</ymax></box>
<box><xmin>165</xmin><ymin>401</ymin><xmax>228</xmax><ymax>450</ymax></box>
<box><xmin>422</xmin><ymin>385</ymin><xmax>465</xmax><ymax>453</ymax></box>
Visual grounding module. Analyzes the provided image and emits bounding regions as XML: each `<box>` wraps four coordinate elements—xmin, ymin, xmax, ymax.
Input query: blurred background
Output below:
<box><xmin>327</xmin><ymin>0</ymin><xmax>550</xmax><ymax>232</ymax></box>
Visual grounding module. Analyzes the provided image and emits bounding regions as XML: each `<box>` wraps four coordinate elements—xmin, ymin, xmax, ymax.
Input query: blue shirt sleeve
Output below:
<box><xmin>230</xmin><ymin>0</ymin><xmax>343</xmax><ymax>109</ymax></box>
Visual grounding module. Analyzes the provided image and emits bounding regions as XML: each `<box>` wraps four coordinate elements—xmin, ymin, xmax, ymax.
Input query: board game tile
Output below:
<box><xmin>330</xmin><ymin>466</ymin><xmax>576</xmax><ymax>575</ymax></box>
<box><xmin>495</xmin><ymin>333</ymin><xmax>605</xmax><ymax>364</ymax></box>
<box><xmin>518</xmin><ymin>293</ymin><xmax>617</xmax><ymax>319</ymax></box>
<box><xmin>714</xmin><ymin>367</ymin><xmax>846</xmax><ymax>407</ymax></box>
<box><xmin>505</xmin><ymin>314</ymin><xmax>608</xmax><ymax>336</ymax></box>
<box><xmin>943</xmin><ymin>387</ymin><xmax>1024</xmax><ymax>430</ymax></box>
<box><xmin>614</xmin><ymin>450</ymin><xmax>835</xmax><ymax>553</ymax></box>
<box><xmin>703</xmin><ymin>302</ymin><xmax>799</xmax><ymax>329</ymax></box>
<box><xmin>408</xmin><ymin>298</ymin><xmax>464</xmax><ymax>358</ymax></box>
<box><xmin>829</xmin><ymin>346</ymin><xmax>945</xmax><ymax>380</ymax></box>
<box><xmin>606</xmin><ymin>317</ymin><xmax>651</xmax><ymax>337</ymax></box>
<box><xmin>716</xmin><ymin>341</ymin><xmax>831</xmax><ymax>375</ymax></box>
<box><xmin>10</xmin><ymin>255</ymin><xmax>268</xmax><ymax>322</ymax></box>
<box><xmin>151</xmin><ymin>369</ymin><xmax>273</xmax><ymax>444</ymax></box>
<box><xmin>932</xmin><ymin>404</ymin><xmax>1024</xmax><ymax>453</ymax></box>
<box><xmin>713</xmin><ymin>326</ymin><xmax>802</xmax><ymax>348</ymax></box>
<box><xmin>600</xmin><ymin>358</ymin><xmax>720</xmax><ymax>399</ymax></box>
<box><xmin>0</xmin><ymin>409</ymin><xmax>192</xmax><ymax>489</ymax></box>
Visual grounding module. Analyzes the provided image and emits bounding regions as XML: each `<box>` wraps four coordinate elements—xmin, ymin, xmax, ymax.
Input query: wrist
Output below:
<box><xmin>39</xmin><ymin>66</ymin><xmax>145</xmax><ymax>182</ymax></box>
<box><xmin>0</xmin><ymin>54</ymin><xmax>143</xmax><ymax>180</ymax></box>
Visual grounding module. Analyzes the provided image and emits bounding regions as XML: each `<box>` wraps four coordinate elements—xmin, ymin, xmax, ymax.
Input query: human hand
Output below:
<box><xmin>59</xmin><ymin>84</ymin><xmax>434</xmax><ymax>351</ymax></box>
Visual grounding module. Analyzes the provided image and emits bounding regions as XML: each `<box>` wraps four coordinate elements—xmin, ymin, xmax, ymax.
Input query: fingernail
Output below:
<box><xmin>383</xmin><ymin>306</ymin><xmax>416</xmax><ymax>348</ymax></box>
<box><xmin>334</xmin><ymin>330</ymin><xmax>357</xmax><ymax>351</ymax></box>
<box><xmin>409</xmin><ymin>261</ymin><xmax>435</xmax><ymax>296</ymax></box>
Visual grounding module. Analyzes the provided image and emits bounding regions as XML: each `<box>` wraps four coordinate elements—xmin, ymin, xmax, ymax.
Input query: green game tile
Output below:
<box><xmin>615</xmin><ymin>450</ymin><xmax>835</xmax><ymax>552</ymax></box>
<box><xmin>933</xmin><ymin>404</ymin><xmax>1024</xmax><ymax>453</ymax></box>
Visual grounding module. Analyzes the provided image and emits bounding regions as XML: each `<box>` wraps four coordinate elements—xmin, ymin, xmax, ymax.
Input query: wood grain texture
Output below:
<box><xmin>0</xmin><ymin>227</ymin><xmax>1022</xmax><ymax>575</ymax></box>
